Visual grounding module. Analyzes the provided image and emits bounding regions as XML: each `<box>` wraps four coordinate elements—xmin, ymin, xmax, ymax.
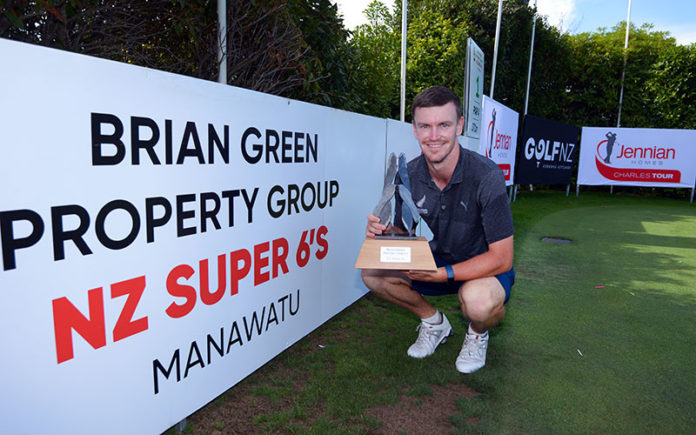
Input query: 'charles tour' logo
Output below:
<box><xmin>595</xmin><ymin>131</ymin><xmax>680</xmax><ymax>183</ymax></box>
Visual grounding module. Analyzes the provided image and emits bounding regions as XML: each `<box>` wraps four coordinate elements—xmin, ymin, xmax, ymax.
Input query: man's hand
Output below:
<box><xmin>366</xmin><ymin>214</ymin><xmax>407</xmax><ymax>237</ymax></box>
<box><xmin>366</xmin><ymin>214</ymin><xmax>386</xmax><ymax>238</ymax></box>
<box><xmin>406</xmin><ymin>268</ymin><xmax>447</xmax><ymax>282</ymax></box>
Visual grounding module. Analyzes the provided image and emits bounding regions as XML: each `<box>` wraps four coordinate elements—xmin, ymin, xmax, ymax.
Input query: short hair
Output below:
<box><xmin>411</xmin><ymin>86</ymin><xmax>462</xmax><ymax>120</ymax></box>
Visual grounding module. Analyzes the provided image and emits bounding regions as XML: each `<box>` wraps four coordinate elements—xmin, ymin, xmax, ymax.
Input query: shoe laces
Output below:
<box><xmin>462</xmin><ymin>332</ymin><xmax>487</xmax><ymax>358</ymax></box>
<box><xmin>414</xmin><ymin>323</ymin><xmax>438</xmax><ymax>346</ymax></box>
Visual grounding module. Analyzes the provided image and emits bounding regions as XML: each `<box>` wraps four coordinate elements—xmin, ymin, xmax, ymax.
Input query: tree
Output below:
<box><xmin>403</xmin><ymin>0</ymin><xmax>536</xmax><ymax>110</ymax></box>
<box><xmin>0</xmin><ymin>0</ymin><xmax>358</xmax><ymax>108</ymax></box>
<box><xmin>4</xmin><ymin>0</ymin><xmax>692</xmax><ymax>128</ymax></box>
<box><xmin>349</xmin><ymin>1</ymin><xmax>401</xmax><ymax>118</ymax></box>
<box><xmin>566</xmin><ymin>23</ymin><xmax>677</xmax><ymax>128</ymax></box>
<box><xmin>1</xmin><ymin>0</ymin><xmax>219</xmax><ymax>78</ymax></box>
<box><xmin>646</xmin><ymin>44</ymin><xmax>696</xmax><ymax>129</ymax></box>
<box><xmin>350</xmin><ymin>0</ymin><xmax>474</xmax><ymax>119</ymax></box>
<box><xmin>284</xmin><ymin>0</ymin><xmax>360</xmax><ymax>110</ymax></box>
<box><xmin>405</xmin><ymin>9</ymin><xmax>467</xmax><ymax>111</ymax></box>
<box><xmin>223</xmin><ymin>0</ymin><xmax>311</xmax><ymax>96</ymax></box>
<box><xmin>523</xmin><ymin>14</ymin><xmax>573</xmax><ymax>121</ymax></box>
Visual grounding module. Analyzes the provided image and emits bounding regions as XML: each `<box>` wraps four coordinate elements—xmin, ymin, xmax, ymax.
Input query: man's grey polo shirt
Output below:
<box><xmin>398</xmin><ymin>147</ymin><xmax>514</xmax><ymax>265</ymax></box>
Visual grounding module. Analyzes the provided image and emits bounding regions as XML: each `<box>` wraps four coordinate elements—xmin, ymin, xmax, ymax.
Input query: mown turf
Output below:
<box><xmin>488</xmin><ymin>193</ymin><xmax>696</xmax><ymax>433</ymax></box>
<box><xmin>173</xmin><ymin>190</ymin><xmax>696</xmax><ymax>434</ymax></box>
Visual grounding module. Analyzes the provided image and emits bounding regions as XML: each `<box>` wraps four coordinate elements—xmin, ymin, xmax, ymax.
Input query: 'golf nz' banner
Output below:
<box><xmin>517</xmin><ymin>115</ymin><xmax>579</xmax><ymax>185</ymax></box>
<box><xmin>479</xmin><ymin>96</ymin><xmax>519</xmax><ymax>186</ymax></box>
<box><xmin>0</xmin><ymin>39</ymin><xmax>385</xmax><ymax>434</ymax></box>
<box><xmin>578</xmin><ymin>127</ymin><xmax>696</xmax><ymax>187</ymax></box>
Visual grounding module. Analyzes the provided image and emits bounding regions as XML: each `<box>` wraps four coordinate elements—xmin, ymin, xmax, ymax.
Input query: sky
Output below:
<box><xmin>332</xmin><ymin>0</ymin><xmax>696</xmax><ymax>45</ymax></box>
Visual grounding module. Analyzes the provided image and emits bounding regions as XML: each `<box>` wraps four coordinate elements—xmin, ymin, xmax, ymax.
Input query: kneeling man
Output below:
<box><xmin>362</xmin><ymin>86</ymin><xmax>515</xmax><ymax>373</ymax></box>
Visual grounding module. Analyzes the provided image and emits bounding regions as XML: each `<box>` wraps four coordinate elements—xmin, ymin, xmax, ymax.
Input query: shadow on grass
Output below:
<box><xmin>493</xmin><ymin>202</ymin><xmax>696</xmax><ymax>433</ymax></box>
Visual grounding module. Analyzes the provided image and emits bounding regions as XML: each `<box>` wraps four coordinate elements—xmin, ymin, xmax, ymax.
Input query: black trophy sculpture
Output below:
<box><xmin>372</xmin><ymin>152</ymin><xmax>420</xmax><ymax>238</ymax></box>
<box><xmin>355</xmin><ymin>152</ymin><xmax>436</xmax><ymax>271</ymax></box>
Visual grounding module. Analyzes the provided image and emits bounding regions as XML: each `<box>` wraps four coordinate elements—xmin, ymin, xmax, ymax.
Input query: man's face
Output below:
<box><xmin>412</xmin><ymin>102</ymin><xmax>464</xmax><ymax>166</ymax></box>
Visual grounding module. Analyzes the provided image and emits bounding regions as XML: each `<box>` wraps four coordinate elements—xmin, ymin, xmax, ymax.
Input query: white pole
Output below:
<box><xmin>218</xmin><ymin>0</ymin><xmax>227</xmax><ymax>84</ymax></box>
<box><xmin>400</xmin><ymin>0</ymin><xmax>408</xmax><ymax>121</ymax></box>
<box><xmin>520</xmin><ymin>0</ymin><xmax>535</xmax><ymax>203</ymax></box>
<box><xmin>490</xmin><ymin>0</ymin><xmax>503</xmax><ymax>99</ymax></box>
<box><xmin>617</xmin><ymin>0</ymin><xmax>632</xmax><ymax>127</ymax></box>
<box><xmin>524</xmin><ymin>0</ymin><xmax>537</xmax><ymax>115</ymax></box>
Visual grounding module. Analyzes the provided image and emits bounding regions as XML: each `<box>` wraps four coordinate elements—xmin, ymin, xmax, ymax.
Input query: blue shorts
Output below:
<box><xmin>411</xmin><ymin>255</ymin><xmax>515</xmax><ymax>304</ymax></box>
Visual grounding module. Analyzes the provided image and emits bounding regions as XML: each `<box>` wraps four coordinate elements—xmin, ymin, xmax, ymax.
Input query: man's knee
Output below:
<box><xmin>361</xmin><ymin>269</ymin><xmax>409</xmax><ymax>294</ymax></box>
<box><xmin>458</xmin><ymin>278</ymin><xmax>505</xmax><ymax>321</ymax></box>
<box><xmin>361</xmin><ymin>269</ymin><xmax>380</xmax><ymax>292</ymax></box>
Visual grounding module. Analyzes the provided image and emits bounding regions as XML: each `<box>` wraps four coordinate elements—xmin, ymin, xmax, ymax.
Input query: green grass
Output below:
<box><xmin>494</xmin><ymin>191</ymin><xmax>696</xmax><ymax>433</ymax></box>
<box><xmin>178</xmin><ymin>190</ymin><xmax>696</xmax><ymax>434</ymax></box>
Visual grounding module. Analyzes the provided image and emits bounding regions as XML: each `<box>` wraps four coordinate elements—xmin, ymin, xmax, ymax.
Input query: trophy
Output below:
<box><xmin>354</xmin><ymin>153</ymin><xmax>437</xmax><ymax>271</ymax></box>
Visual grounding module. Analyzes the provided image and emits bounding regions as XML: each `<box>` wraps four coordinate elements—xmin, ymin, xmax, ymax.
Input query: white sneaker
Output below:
<box><xmin>407</xmin><ymin>314</ymin><xmax>454</xmax><ymax>358</ymax></box>
<box><xmin>455</xmin><ymin>329</ymin><xmax>489</xmax><ymax>373</ymax></box>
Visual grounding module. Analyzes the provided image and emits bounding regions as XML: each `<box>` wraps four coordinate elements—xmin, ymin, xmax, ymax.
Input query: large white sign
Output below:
<box><xmin>479</xmin><ymin>96</ymin><xmax>519</xmax><ymax>186</ymax></box>
<box><xmin>578</xmin><ymin>127</ymin><xmax>696</xmax><ymax>188</ymax></box>
<box><xmin>0</xmin><ymin>39</ymin><xmax>385</xmax><ymax>434</ymax></box>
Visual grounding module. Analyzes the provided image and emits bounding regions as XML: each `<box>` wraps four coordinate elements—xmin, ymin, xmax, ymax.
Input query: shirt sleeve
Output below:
<box><xmin>477</xmin><ymin>169</ymin><xmax>515</xmax><ymax>244</ymax></box>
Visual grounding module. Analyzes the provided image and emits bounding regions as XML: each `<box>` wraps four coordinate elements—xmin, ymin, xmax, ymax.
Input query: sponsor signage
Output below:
<box><xmin>464</xmin><ymin>38</ymin><xmax>484</xmax><ymax>139</ymax></box>
<box><xmin>578</xmin><ymin>127</ymin><xmax>696</xmax><ymax>188</ymax></box>
<box><xmin>479</xmin><ymin>96</ymin><xmax>519</xmax><ymax>186</ymax></box>
<box><xmin>0</xmin><ymin>39</ymin><xmax>385</xmax><ymax>434</ymax></box>
<box><xmin>517</xmin><ymin>115</ymin><xmax>579</xmax><ymax>185</ymax></box>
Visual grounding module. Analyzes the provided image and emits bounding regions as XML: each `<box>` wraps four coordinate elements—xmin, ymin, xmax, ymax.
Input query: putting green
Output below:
<box><xmin>523</xmin><ymin>205</ymin><xmax>696</xmax><ymax>299</ymax></box>
<box><xmin>493</xmin><ymin>204</ymin><xmax>696</xmax><ymax>433</ymax></box>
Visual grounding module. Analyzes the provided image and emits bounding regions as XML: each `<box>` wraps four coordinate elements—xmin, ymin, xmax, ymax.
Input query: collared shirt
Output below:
<box><xmin>397</xmin><ymin>147</ymin><xmax>514</xmax><ymax>264</ymax></box>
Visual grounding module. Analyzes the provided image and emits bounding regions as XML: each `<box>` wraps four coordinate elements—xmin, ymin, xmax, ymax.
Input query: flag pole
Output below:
<box><xmin>517</xmin><ymin>0</ymin><xmax>537</xmax><ymax>203</ymax></box>
<box><xmin>400</xmin><ymin>0</ymin><xmax>408</xmax><ymax>122</ymax></box>
<box><xmin>524</xmin><ymin>0</ymin><xmax>537</xmax><ymax>116</ymax></box>
<box><xmin>617</xmin><ymin>0</ymin><xmax>632</xmax><ymax>127</ymax></box>
<box><xmin>490</xmin><ymin>0</ymin><xmax>504</xmax><ymax>99</ymax></box>
<box><xmin>218</xmin><ymin>0</ymin><xmax>227</xmax><ymax>84</ymax></box>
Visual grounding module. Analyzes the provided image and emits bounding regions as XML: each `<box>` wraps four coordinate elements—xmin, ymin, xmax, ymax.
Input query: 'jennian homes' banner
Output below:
<box><xmin>0</xmin><ymin>39</ymin><xmax>385</xmax><ymax>434</ymax></box>
<box><xmin>578</xmin><ymin>127</ymin><xmax>696</xmax><ymax>188</ymax></box>
<box><xmin>479</xmin><ymin>96</ymin><xmax>519</xmax><ymax>186</ymax></box>
<box><xmin>517</xmin><ymin>115</ymin><xmax>579</xmax><ymax>185</ymax></box>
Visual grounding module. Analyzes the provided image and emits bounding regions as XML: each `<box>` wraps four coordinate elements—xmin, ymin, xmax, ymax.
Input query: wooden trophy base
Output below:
<box><xmin>354</xmin><ymin>236</ymin><xmax>437</xmax><ymax>271</ymax></box>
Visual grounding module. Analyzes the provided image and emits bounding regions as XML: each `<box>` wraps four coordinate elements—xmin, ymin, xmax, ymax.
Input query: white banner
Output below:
<box><xmin>479</xmin><ymin>96</ymin><xmax>519</xmax><ymax>186</ymax></box>
<box><xmin>578</xmin><ymin>127</ymin><xmax>696</xmax><ymax>188</ymax></box>
<box><xmin>0</xmin><ymin>39</ymin><xmax>385</xmax><ymax>434</ymax></box>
